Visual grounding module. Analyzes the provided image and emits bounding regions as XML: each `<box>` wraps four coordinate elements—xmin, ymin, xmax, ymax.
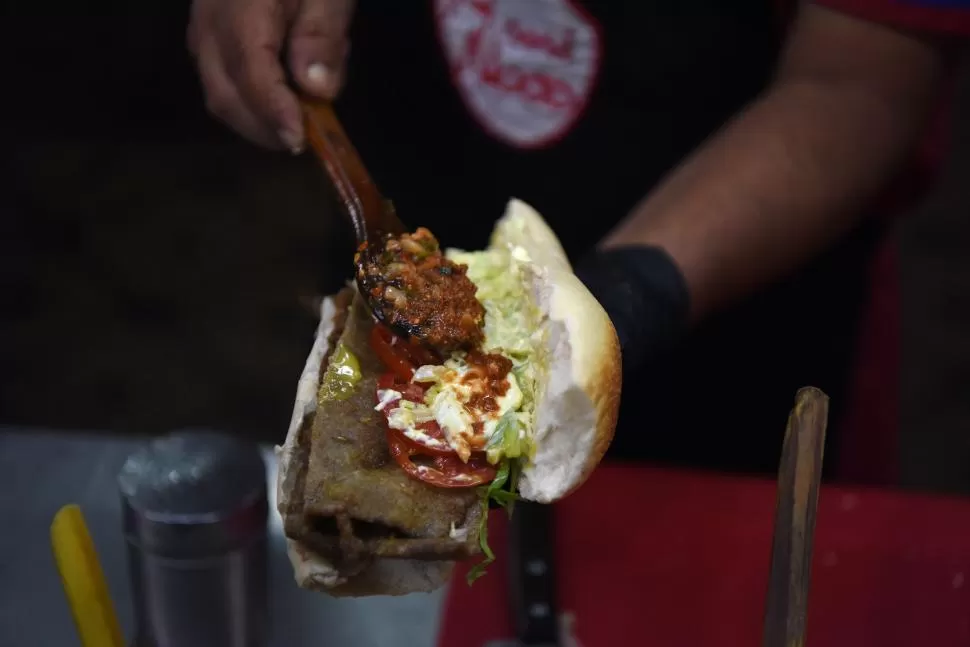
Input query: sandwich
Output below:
<box><xmin>276</xmin><ymin>198</ymin><xmax>621</xmax><ymax>596</ymax></box>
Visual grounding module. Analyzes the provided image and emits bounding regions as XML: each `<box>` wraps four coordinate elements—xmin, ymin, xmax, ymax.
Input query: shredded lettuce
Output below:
<box><xmin>467</xmin><ymin>457</ymin><xmax>522</xmax><ymax>584</ymax></box>
<box><xmin>447</xmin><ymin>247</ymin><xmax>539</xmax><ymax>361</ymax></box>
<box><xmin>435</xmin><ymin>246</ymin><xmax>540</xmax><ymax>583</ymax></box>
<box><xmin>485</xmin><ymin>410</ymin><xmax>532</xmax><ymax>463</ymax></box>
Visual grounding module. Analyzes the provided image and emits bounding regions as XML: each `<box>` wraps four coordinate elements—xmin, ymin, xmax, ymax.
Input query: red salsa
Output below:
<box><xmin>357</xmin><ymin>228</ymin><xmax>485</xmax><ymax>352</ymax></box>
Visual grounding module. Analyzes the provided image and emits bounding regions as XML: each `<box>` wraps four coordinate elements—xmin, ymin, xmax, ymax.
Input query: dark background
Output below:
<box><xmin>2</xmin><ymin>7</ymin><xmax>970</xmax><ymax>492</ymax></box>
<box><xmin>1</xmin><ymin>7</ymin><xmax>352</xmax><ymax>438</ymax></box>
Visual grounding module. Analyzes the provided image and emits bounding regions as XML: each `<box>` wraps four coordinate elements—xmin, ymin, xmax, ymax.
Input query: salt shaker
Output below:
<box><xmin>118</xmin><ymin>430</ymin><xmax>269</xmax><ymax>647</ymax></box>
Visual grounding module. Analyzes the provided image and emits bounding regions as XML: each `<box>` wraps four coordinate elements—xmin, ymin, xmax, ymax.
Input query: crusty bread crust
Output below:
<box><xmin>491</xmin><ymin>199</ymin><xmax>621</xmax><ymax>502</ymax></box>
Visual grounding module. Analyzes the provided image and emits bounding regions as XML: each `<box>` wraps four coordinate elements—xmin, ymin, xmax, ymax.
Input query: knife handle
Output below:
<box><xmin>508</xmin><ymin>501</ymin><xmax>560</xmax><ymax>646</ymax></box>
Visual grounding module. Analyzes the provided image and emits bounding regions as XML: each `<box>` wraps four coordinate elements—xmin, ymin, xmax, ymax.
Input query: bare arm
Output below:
<box><xmin>602</xmin><ymin>4</ymin><xmax>946</xmax><ymax>321</ymax></box>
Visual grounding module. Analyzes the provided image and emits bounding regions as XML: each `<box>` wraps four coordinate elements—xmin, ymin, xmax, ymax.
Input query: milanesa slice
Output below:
<box><xmin>277</xmin><ymin>289</ymin><xmax>479</xmax><ymax>596</ymax></box>
<box><xmin>276</xmin><ymin>198</ymin><xmax>621</xmax><ymax>595</ymax></box>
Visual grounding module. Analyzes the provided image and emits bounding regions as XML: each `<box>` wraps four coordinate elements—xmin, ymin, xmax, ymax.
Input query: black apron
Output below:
<box><xmin>334</xmin><ymin>0</ymin><xmax>883</xmax><ymax>476</ymax></box>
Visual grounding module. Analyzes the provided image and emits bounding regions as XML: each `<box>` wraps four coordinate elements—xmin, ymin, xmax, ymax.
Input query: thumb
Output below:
<box><xmin>288</xmin><ymin>0</ymin><xmax>354</xmax><ymax>99</ymax></box>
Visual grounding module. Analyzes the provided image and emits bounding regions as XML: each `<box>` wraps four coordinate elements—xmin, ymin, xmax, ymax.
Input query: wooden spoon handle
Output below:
<box><xmin>762</xmin><ymin>387</ymin><xmax>829</xmax><ymax>647</ymax></box>
<box><xmin>301</xmin><ymin>98</ymin><xmax>399</xmax><ymax>242</ymax></box>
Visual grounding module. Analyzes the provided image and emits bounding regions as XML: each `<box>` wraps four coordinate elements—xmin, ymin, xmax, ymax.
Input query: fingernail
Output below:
<box><xmin>278</xmin><ymin>129</ymin><xmax>304</xmax><ymax>155</ymax></box>
<box><xmin>306</xmin><ymin>63</ymin><xmax>333</xmax><ymax>92</ymax></box>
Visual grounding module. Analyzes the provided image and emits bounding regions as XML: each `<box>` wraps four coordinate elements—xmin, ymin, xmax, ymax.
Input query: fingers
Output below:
<box><xmin>223</xmin><ymin>5</ymin><xmax>306</xmax><ymax>151</ymax></box>
<box><xmin>288</xmin><ymin>0</ymin><xmax>355</xmax><ymax>99</ymax></box>
<box><xmin>189</xmin><ymin>0</ymin><xmax>305</xmax><ymax>152</ymax></box>
<box><xmin>195</xmin><ymin>39</ymin><xmax>284</xmax><ymax>149</ymax></box>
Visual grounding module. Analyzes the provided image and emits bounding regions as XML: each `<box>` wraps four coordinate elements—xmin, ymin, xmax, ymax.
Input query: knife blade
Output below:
<box><xmin>507</xmin><ymin>500</ymin><xmax>560</xmax><ymax>646</ymax></box>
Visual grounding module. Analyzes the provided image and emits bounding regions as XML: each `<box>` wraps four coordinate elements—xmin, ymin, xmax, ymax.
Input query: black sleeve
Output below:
<box><xmin>574</xmin><ymin>246</ymin><xmax>691</xmax><ymax>377</ymax></box>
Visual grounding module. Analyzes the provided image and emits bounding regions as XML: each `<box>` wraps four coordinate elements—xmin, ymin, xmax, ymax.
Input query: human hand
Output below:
<box><xmin>187</xmin><ymin>0</ymin><xmax>355</xmax><ymax>152</ymax></box>
<box><xmin>575</xmin><ymin>246</ymin><xmax>691</xmax><ymax>377</ymax></box>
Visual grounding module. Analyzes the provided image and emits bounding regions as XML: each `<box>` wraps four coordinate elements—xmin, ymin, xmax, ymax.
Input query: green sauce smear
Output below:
<box><xmin>320</xmin><ymin>343</ymin><xmax>361</xmax><ymax>401</ymax></box>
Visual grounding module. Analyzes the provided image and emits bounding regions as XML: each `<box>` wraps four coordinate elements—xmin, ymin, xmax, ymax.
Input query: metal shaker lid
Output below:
<box><xmin>119</xmin><ymin>430</ymin><xmax>268</xmax><ymax>558</ymax></box>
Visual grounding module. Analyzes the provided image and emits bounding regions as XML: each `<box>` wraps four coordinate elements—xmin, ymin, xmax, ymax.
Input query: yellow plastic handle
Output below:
<box><xmin>50</xmin><ymin>504</ymin><xmax>124</xmax><ymax>647</ymax></box>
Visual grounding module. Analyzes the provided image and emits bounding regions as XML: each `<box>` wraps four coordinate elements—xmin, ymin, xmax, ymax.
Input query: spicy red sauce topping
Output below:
<box><xmin>358</xmin><ymin>228</ymin><xmax>485</xmax><ymax>352</ymax></box>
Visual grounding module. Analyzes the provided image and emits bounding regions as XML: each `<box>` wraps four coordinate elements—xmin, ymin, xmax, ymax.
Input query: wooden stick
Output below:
<box><xmin>762</xmin><ymin>387</ymin><xmax>829</xmax><ymax>647</ymax></box>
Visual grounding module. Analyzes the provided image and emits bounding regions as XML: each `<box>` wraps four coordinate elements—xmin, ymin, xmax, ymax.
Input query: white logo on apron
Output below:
<box><xmin>434</xmin><ymin>0</ymin><xmax>602</xmax><ymax>149</ymax></box>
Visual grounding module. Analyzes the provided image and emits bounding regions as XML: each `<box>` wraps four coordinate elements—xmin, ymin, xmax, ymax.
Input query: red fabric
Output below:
<box><xmin>438</xmin><ymin>466</ymin><xmax>970</xmax><ymax>647</ymax></box>
<box><xmin>836</xmin><ymin>237</ymin><xmax>900</xmax><ymax>485</ymax></box>
<box><xmin>807</xmin><ymin>0</ymin><xmax>966</xmax><ymax>484</ymax></box>
<box><xmin>814</xmin><ymin>0</ymin><xmax>970</xmax><ymax>35</ymax></box>
<box><xmin>834</xmin><ymin>83</ymin><xmax>957</xmax><ymax>485</ymax></box>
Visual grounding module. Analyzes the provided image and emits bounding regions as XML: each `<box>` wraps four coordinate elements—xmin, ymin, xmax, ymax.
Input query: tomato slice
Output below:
<box><xmin>404</xmin><ymin>342</ymin><xmax>441</xmax><ymax>368</ymax></box>
<box><xmin>369</xmin><ymin>324</ymin><xmax>442</xmax><ymax>379</ymax></box>
<box><xmin>376</xmin><ymin>373</ymin><xmax>425</xmax><ymax>403</ymax></box>
<box><xmin>370</xmin><ymin>326</ymin><xmax>416</xmax><ymax>382</ymax></box>
<box><xmin>394</xmin><ymin>421</ymin><xmax>455</xmax><ymax>456</ymax></box>
<box><xmin>400</xmin><ymin>384</ymin><xmax>426</xmax><ymax>403</ymax></box>
<box><xmin>376</xmin><ymin>373</ymin><xmax>397</xmax><ymax>391</ymax></box>
<box><xmin>387</xmin><ymin>429</ymin><xmax>497</xmax><ymax>488</ymax></box>
<box><xmin>375</xmin><ymin>373</ymin><xmax>453</xmax><ymax>455</ymax></box>
<box><xmin>373</xmin><ymin>357</ymin><xmax>495</xmax><ymax>488</ymax></box>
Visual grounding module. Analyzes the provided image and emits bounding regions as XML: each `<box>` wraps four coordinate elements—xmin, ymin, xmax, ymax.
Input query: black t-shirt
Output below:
<box><xmin>334</xmin><ymin>0</ymin><xmax>884</xmax><ymax>475</ymax></box>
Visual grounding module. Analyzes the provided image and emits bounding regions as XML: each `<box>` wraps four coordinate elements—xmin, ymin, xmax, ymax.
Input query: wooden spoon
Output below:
<box><xmin>301</xmin><ymin>97</ymin><xmax>411</xmax><ymax>332</ymax></box>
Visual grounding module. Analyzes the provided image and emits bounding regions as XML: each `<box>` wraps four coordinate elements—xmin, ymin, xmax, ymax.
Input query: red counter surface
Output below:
<box><xmin>437</xmin><ymin>465</ymin><xmax>970</xmax><ymax>647</ymax></box>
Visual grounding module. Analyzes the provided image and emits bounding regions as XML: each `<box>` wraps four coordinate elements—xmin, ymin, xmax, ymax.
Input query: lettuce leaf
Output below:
<box><xmin>466</xmin><ymin>458</ymin><xmax>522</xmax><ymax>584</ymax></box>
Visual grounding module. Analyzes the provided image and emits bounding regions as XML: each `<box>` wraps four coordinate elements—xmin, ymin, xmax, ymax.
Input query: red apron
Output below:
<box><xmin>836</xmin><ymin>81</ymin><xmax>957</xmax><ymax>485</ymax></box>
<box><xmin>437</xmin><ymin>466</ymin><xmax>970</xmax><ymax>647</ymax></box>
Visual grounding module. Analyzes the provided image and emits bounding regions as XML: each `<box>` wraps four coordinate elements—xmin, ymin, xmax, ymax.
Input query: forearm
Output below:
<box><xmin>602</xmin><ymin>7</ymin><xmax>944</xmax><ymax>321</ymax></box>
